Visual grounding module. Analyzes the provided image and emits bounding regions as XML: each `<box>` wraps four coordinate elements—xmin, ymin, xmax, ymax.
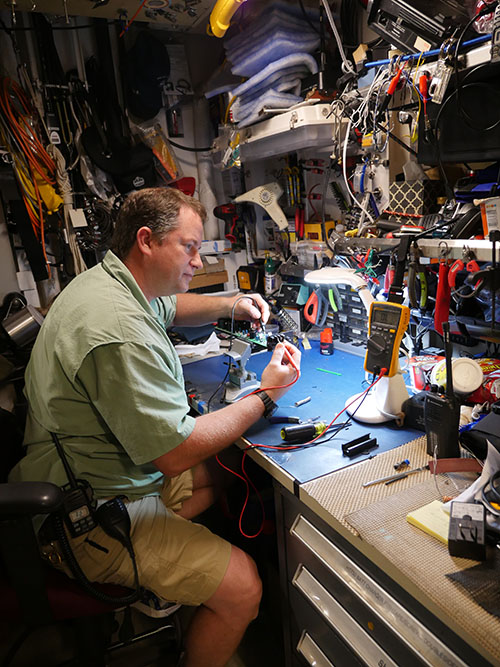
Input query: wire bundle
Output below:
<box><xmin>0</xmin><ymin>77</ymin><xmax>62</xmax><ymax>275</ymax></box>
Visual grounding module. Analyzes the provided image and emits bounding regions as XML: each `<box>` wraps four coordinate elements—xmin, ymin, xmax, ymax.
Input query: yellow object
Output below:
<box><xmin>19</xmin><ymin>166</ymin><xmax>62</xmax><ymax>214</ymax></box>
<box><xmin>139</xmin><ymin>124</ymin><xmax>181</xmax><ymax>182</ymax></box>
<box><xmin>209</xmin><ymin>0</ymin><xmax>248</xmax><ymax>38</ymax></box>
<box><xmin>304</xmin><ymin>220</ymin><xmax>336</xmax><ymax>242</ymax></box>
<box><xmin>361</xmin><ymin>132</ymin><xmax>373</xmax><ymax>148</ymax></box>
<box><xmin>237</xmin><ymin>269</ymin><xmax>252</xmax><ymax>291</ymax></box>
<box><xmin>406</xmin><ymin>500</ymin><xmax>450</xmax><ymax>544</ymax></box>
<box><xmin>364</xmin><ymin>301</ymin><xmax>410</xmax><ymax>377</ymax></box>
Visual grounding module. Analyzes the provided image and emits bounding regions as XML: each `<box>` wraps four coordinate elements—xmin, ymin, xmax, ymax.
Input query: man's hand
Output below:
<box><xmin>260</xmin><ymin>342</ymin><xmax>301</xmax><ymax>402</ymax></box>
<box><xmin>231</xmin><ymin>293</ymin><xmax>270</xmax><ymax>327</ymax></box>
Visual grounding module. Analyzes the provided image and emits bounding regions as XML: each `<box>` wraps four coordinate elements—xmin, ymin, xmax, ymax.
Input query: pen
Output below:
<box><xmin>362</xmin><ymin>465</ymin><xmax>429</xmax><ymax>488</ymax></box>
<box><xmin>385</xmin><ymin>474</ymin><xmax>408</xmax><ymax>485</ymax></box>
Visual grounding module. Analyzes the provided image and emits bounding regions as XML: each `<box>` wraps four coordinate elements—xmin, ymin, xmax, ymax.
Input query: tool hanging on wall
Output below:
<box><xmin>303</xmin><ymin>288</ymin><xmax>329</xmax><ymax>327</ymax></box>
<box><xmin>407</xmin><ymin>242</ymin><xmax>428</xmax><ymax>311</ymax></box>
<box><xmin>434</xmin><ymin>245</ymin><xmax>452</xmax><ymax>336</ymax></box>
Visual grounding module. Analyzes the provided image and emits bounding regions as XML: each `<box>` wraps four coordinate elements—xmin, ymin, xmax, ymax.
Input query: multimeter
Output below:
<box><xmin>364</xmin><ymin>301</ymin><xmax>410</xmax><ymax>377</ymax></box>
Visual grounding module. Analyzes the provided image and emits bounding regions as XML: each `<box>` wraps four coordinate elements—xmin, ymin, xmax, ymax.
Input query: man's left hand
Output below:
<box><xmin>231</xmin><ymin>293</ymin><xmax>270</xmax><ymax>327</ymax></box>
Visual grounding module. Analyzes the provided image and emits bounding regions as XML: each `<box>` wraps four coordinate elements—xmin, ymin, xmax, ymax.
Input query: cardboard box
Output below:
<box><xmin>194</xmin><ymin>257</ymin><xmax>225</xmax><ymax>276</ymax></box>
<box><xmin>478</xmin><ymin>196</ymin><xmax>500</xmax><ymax>236</ymax></box>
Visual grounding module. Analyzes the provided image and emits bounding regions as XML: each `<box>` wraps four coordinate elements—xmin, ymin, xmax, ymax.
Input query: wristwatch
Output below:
<box><xmin>255</xmin><ymin>390</ymin><xmax>278</xmax><ymax>418</ymax></box>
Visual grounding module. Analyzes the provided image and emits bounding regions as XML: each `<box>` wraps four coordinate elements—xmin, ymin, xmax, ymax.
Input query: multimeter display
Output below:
<box><xmin>371</xmin><ymin>307</ymin><xmax>401</xmax><ymax>326</ymax></box>
<box><xmin>364</xmin><ymin>301</ymin><xmax>410</xmax><ymax>377</ymax></box>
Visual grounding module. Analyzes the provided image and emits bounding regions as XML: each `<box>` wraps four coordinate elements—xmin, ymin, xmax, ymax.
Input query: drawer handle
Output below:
<box><xmin>293</xmin><ymin>564</ymin><xmax>398</xmax><ymax>667</ymax></box>
<box><xmin>296</xmin><ymin>631</ymin><xmax>333</xmax><ymax>667</ymax></box>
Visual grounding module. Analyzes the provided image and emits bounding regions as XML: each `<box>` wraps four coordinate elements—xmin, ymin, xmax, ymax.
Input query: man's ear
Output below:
<box><xmin>136</xmin><ymin>226</ymin><xmax>155</xmax><ymax>255</ymax></box>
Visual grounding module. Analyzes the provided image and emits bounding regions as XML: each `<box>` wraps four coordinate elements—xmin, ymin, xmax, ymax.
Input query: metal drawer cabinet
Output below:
<box><xmin>275</xmin><ymin>485</ymin><xmax>485</xmax><ymax>667</ymax></box>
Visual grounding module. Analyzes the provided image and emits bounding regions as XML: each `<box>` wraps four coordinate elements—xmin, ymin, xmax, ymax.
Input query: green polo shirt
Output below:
<box><xmin>9</xmin><ymin>251</ymin><xmax>196</xmax><ymax>500</ymax></box>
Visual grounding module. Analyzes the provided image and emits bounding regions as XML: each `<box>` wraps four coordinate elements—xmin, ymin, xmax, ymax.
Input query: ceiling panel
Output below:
<box><xmin>11</xmin><ymin>0</ymin><xmax>214</xmax><ymax>31</ymax></box>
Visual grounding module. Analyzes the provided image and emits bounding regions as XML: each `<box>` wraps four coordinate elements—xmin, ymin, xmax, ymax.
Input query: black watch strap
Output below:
<box><xmin>255</xmin><ymin>390</ymin><xmax>277</xmax><ymax>418</ymax></box>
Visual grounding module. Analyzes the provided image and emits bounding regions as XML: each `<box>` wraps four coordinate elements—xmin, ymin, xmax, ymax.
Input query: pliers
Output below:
<box><xmin>408</xmin><ymin>242</ymin><xmax>427</xmax><ymax>310</ymax></box>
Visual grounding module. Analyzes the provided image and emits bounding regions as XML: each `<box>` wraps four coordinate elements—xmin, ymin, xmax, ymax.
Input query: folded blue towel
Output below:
<box><xmin>232</xmin><ymin>52</ymin><xmax>318</xmax><ymax>98</ymax></box>
<box><xmin>236</xmin><ymin>77</ymin><xmax>302</xmax><ymax>119</ymax></box>
<box><xmin>233</xmin><ymin>63</ymin><xmax>311</xmax><ymax>100</ymax></box>
<box><xmin>229</xmin><ymin>30</ymin><xmax>319</xmax><ymax>77</ymax></box>
<box><xmin>231</xmin><ymin>52</ymin><xmax>318</xmax><ymax>127</ymax></box>
<box><xmin>224</xmin><ymin>1</ymin><xmax>319</xmax><ymax>55</ymax></box>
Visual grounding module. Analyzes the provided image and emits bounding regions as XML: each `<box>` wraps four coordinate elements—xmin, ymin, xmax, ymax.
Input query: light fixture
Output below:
<box><xmin>304</xmin><ymin>267</ymin><xmax>409</xmax><ymax>424</ymax></box>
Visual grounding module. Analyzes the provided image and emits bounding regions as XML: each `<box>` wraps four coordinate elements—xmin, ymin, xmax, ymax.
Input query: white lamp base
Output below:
<box><xmin>224</xmin><ymin>380</ymin><xmax>261</xmax><ymax>403</ymax></box>
<box><xmin>345</xmin><ymin>374</ymin><xmax>409</xmax><ymax>424</ymax></box>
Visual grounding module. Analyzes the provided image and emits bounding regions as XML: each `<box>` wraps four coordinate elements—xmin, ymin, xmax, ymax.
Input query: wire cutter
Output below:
<box><xmin>304</xmin><ymin>288</ymin><xmax>329</xmax><ymax>327</ymax></box>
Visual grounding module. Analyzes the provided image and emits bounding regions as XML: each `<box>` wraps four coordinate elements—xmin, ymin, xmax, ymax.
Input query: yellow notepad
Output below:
<box><xmin>406</xmin><ymin>500</ymin><xmax>450</xmax><ymax>544</ymax></box>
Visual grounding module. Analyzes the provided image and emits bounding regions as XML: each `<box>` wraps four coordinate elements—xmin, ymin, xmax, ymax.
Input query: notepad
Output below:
<box><xmin>406</xmin><ymin>500</ymin><xmax>450</xmax><ymax>544</ymax></box>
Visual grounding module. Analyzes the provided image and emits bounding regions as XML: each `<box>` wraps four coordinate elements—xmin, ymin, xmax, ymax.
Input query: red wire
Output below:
<box><xmin>307</xmin><ymin>183</ymin><xmax>320</xmax><ymax>220</ymax></box>
<box><xmin>215</xmin><ymin>345</ymin><xmax>301</xmax><ymax>538</ymax></box>
<box><xmin>119</xmin><ymin>0</ymin><xmax>149</xmax><ymax>37</ymax></box>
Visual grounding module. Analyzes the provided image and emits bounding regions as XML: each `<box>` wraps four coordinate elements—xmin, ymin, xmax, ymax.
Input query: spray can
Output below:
<box><xmin>264</xmin><ymin>252</ymin><xmax>277</xmax><ymax>296</ymax></box>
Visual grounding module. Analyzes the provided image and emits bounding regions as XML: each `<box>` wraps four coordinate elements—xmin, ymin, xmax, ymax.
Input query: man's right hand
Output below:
<box><xmin>260</xmin><ymin>342</ymin><xmax>301</xmax><ymax>402</ymax></box>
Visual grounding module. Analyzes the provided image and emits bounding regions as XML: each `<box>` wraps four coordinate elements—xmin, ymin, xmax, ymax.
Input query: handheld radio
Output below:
<box><xmin>364</xmin><ymin>301</ymin><xmax>410</xmax><ymax>377</ymax></box>
<box><xmin>50</xmin><ymin>432</ymin><xmax>98</xmax><ymax>537</ymax></box>
<box><xmin>424</xmin><ymin>321</ymin><xmax>460</xmax><ymax>458</ymax></box>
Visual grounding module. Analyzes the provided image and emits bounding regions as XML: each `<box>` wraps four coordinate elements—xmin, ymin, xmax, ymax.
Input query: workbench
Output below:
<box><xmin>182</xmin><ymin>342</ymin><xmax>499</xmax><ymax>667</ymax></box>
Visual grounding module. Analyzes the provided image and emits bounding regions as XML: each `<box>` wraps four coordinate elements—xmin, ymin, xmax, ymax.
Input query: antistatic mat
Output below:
<box><xmin>301</xmin><ymin>438</ymin><xmax>500</xmax><ymax>664</ymax></box>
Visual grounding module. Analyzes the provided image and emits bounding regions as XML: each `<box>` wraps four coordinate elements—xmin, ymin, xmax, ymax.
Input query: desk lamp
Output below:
<box><xmin>304</xmin><ymin>267</ymin><xmax>409</xmax><ymax>424</ymax></box>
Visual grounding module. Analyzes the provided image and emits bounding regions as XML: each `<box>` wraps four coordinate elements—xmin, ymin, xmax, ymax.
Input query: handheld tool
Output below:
<box><xmin>234</xmin><ymin>182</ymin><xmax>288</xmax><ymax>231</ymax></box>
<box><xmin>362</xmin><ymin>464</ymin><xmax>429</xmax><ymax>488</ymax></box>
<box><xmin>378</xmin><ymin>64</ymin><xmax>404</xmax><ymax>117</ymax></box>
<box><xmin>448</xmin><ymin>247</ymin><xmax>481</xmax><ymax>290</ymax></box>
<box><xmin>214</xmin><ymin>203</ymin><xmax>239</xmax><ymax>244</ymax></box>
<box><xmin>424</xmin><ymin>321</ymin><xmax>460</xmax><ymax>458</ymax></box>
<box><xmin>408</xmin><ymin>242</ymin><xmax>427</xmax><ymax>311</ymax></box>
<box><xmin>364</xmin><ymin>301</ymin><xmax>410</xmax><ymax>377</ymax></box>
<box><xmin>280</xmin><ymin>422</ymin><xmax>327</xmax><ymax>443</ymax></box>
<box><xmin>434</xmin><ymin>252</ymin><xmax>452</xmax><ymax>336</ymax></box>
<box><xmin>304</xmin><ymin>288</ymin><xmax>329</xmax><ymax>327</ymax></box>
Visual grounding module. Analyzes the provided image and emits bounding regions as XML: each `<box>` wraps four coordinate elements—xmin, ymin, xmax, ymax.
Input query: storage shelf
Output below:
<box><xmin>333</xmin><ymin>237</ymin><xmax>496</xmax><ymax>262</ymax></box>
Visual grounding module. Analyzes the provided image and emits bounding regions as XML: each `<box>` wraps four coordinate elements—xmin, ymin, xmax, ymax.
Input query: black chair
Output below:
<box><xmin>0</xmin><ymin>407</ymin><xmax>182</xmax><ymax>667</ymax></box>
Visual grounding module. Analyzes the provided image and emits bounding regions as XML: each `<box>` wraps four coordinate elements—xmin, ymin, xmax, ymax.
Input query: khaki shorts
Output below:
<box><xmin>45</xmin><ymin>470</ymin><xmax>232</xmax><ymax>606</ymax></box>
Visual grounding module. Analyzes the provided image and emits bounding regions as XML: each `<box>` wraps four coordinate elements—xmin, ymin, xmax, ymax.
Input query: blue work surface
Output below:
<box><xmin>182</xmin><ymin>342</ymin><xmax>421</xmax><ymax>485</ymax></box>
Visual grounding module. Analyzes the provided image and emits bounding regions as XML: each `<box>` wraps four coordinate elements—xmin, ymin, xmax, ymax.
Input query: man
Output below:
<box><xmin>10</xmin><ymin>187</ymin><xmax>301</xmax><ymax>667</ymax></box>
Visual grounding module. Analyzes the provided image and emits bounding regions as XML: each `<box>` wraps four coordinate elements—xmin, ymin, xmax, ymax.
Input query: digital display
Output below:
<box><xmin>372</xmin><ymin>307</ymin><xmax>400</xmax><ymax>326</ymax></box>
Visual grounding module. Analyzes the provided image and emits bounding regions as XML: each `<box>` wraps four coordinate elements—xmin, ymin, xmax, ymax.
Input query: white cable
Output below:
<box><xmin>342</xmin><ymin>117</ymin><xmax>353</xmax><ymax>206</ymax></box>
<box><xmin>320</xmin><ymin>0</ymin><xmax>355</xmax><ymax>75</ymax></box>
<box><xmin>47</xmin><ymin>144</ymin><xmax>87</xmax><ymax>275</ymax></box>
<box><xmin>341</xmin><ymin>122</ymin><xmax>376</xmax><ymax>225</ymax></box>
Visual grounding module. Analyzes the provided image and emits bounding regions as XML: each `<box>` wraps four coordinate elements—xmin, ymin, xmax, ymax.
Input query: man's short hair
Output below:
<box><xmin>111</xmin><ymin>187</ymin><xmax>206</xmax><ymax>260</ymax></box>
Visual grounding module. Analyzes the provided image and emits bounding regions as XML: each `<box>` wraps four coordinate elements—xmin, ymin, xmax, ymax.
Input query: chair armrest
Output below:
<box><xmin>0</xmin><ymin>482</ymin><xmax>63</xmax><ymax>515</ymax></box>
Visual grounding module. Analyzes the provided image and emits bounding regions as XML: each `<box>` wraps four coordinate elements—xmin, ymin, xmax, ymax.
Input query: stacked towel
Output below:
<box><xmin>225</xmin><ymin>1</ymin><xmax>320</xmax><ymax>128</ymax></box>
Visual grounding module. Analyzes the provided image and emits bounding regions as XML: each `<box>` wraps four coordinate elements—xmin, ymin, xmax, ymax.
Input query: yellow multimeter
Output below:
<box><xmin>364</xmin><ymin>301</ymin><xmax>410</xmax><ymax>377</ymax></box>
